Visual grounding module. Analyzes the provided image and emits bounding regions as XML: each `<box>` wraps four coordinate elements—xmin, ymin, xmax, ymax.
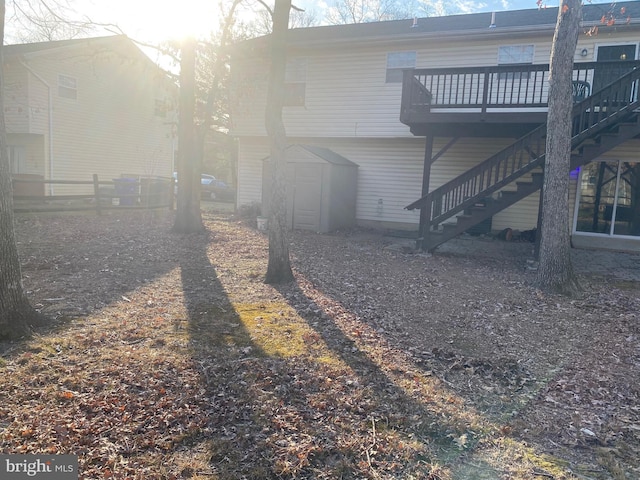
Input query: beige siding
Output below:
<box><xmin>4</xmin><ymin>64</ymin><xmax>30</xmax><ymax>134</ymax></box>
<box><xmin>25</xmin><ymin>72</ymin><xmax>49</xmax><ymax>135</ymax></box>
<box><xmin>493</xmin><ymin>192</ymin><xmax>540</xmax><ymax>232</ymax></box>
<box><xmin>597</xmin><ymin>138</ymin><xmax>640</xmax><ymax>159</ymax></box>
<box><xmin>3</xmin><ymin>63</ymin><xmax>50</xmax><ymax>136</ymax></box>
<box><xmin>237</xmin><ymin>138</ymin><xmax>268</xmax><ymax>208</ymax></box>
<box><xmin>233</xmin><ymin>27</ymin><xmax>640</xmax><ymax>231</ymax></box>
<box><xmin>13</xmin><ymin>42</ymin><xmax>176</xmax><ymax>194</ymax></box>
<box><xmin>238</xmin><ymin>137</ymin><xmax>423</xmax><ymax>225</ymax></box>
<box><xmin>238</xmin><ymin>136</ymin><xmax>546</xmax><ymax>229</ymax></box>
<box><xmin>238</xmin><ymin>135</ymin><xmax>633</xmax><ymax>233</ymax></box>
<box><xmin>231</xmin><ymin>32</ymin><xmax>629</xmax><ymax>139</ymax></box>
<box><xmin>232</xmin><ymin>29</ymin><xmax>640</xmax><ymax>138</ymax></box>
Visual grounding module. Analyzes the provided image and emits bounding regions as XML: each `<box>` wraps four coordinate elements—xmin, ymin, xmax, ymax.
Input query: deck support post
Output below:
<box><xmin>418</xmin><ymin>134</ymin><xmax>435</xmax><ymax>250</ymax></box>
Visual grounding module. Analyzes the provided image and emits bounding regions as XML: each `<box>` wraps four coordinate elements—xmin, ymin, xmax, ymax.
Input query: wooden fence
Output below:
<box><xmin>11</xmin><ymin>174</ymin><xmax>175</xmax><ymax>214</ymax></box>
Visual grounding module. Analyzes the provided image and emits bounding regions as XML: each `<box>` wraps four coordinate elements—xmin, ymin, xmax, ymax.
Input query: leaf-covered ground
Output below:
<box><xmin>1</xmin><ymin>210</ymin><xmax>639</xmax><ymax>479</ymax></box>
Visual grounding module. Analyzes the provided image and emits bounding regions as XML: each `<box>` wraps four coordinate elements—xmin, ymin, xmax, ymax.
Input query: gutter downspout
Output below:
<box><xmin>19</xmin><ymin>59</ymin><xmax>54</xmax><ymax>195</ymax></box>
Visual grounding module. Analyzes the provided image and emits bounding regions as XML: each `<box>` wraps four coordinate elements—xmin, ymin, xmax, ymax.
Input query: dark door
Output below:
<box><xmin>593</xmin><ymin>44</ymin><xmax>637</xmax><ymax>92</ymax></box>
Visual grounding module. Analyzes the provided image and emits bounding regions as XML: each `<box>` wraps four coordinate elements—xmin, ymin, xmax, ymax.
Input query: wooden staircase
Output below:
<box><xmin>406</xmin><ymin>67</ymin><xmax>640</xmax><ymax>251</ymax></box>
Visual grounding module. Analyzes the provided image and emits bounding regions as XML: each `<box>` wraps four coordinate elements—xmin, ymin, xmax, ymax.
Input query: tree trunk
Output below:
<box><xmin>173</xmin><ymin>38</ymin><xmax>204</xmax><ymax>234</ymax></box>
<box><xmin>0</xmin><ymin>0</ymin><xmax>44</xmax><ymax>339</ymax></box>
<box><xmin>264</xmin><ymin>0</ymin><xmax>294</xmax><ymax>284</ymax></box>
<box><xmin>536</xmin><ymin>0</ymin><xmax>582</xmax><ymax>296</ymax></box>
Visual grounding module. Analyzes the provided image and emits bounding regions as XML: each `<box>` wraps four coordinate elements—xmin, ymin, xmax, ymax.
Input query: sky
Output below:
<box><xmin>5</xmin><ymin>0</ymin><xmax>619</xmax><ymax>46</ymax></box>
<box><xmin>451</xmin><ymin>0</ymin><xmax>613</xmax><ymax>14</ymax></box>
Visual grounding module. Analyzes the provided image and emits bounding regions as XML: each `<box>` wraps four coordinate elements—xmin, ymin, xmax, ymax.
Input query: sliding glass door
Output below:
<box><xmin>575</xmin><ymin>160</ymin><xmax>640</xmax><ymax>238</ymax></box>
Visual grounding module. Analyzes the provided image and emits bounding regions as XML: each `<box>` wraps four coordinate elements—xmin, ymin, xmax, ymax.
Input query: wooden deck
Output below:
<box><xmin>404</xmin><ymin>64</ymin><xmax>640</xmax><ymax>251</ymax></box>
<box><xmin>400</xmin><ymin>60</ymin><xmax>640</xmax><ymax>137</ymax></box>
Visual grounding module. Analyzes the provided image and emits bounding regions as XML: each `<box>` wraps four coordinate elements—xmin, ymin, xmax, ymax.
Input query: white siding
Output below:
<box><xmin>232</xmin><ymin>34</ymin><xmax>557</xmax><ymax>139</ymax></box>
<box><xmin>237</xmin><ymin>136</ymin><xmax>545</xmax><ymax>229</ymax></box>
<box><xmin>26</xmin><ymin>72</ymin><xmax>49</xmax><ymax>135</ymax></box>
<box><xmin>237</xmin><ymin>138</ymin><xmax>268</xmax><ymax>208</ymax></box>
<box><xmin>18</xmin><ymin>43</ymin><xmax>177</xmax><ymax>194</ymax></box>
<box><xmin>4</xmin><ymin>64</ymin><xmax>30</xmax><ymax>134</ymax></box>
<box><xmin>232</xmin><ymin>26</ymin><xmax>640</xmax><ymax>231</ymax></box>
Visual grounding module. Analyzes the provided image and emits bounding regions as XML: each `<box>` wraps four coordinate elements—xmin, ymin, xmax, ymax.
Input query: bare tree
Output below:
<box><xmin>264</xmin><ymin>0</ymin><xmax>294</xmax><ymax>283</ymax></box>
<box><xmin>7</xmin><ymin>0</ymin><xmax>97</xmax><ymax>42</ymax></box>
<box><xmin>249</xmin><ymin>3</ymin><xmax>320</xmax><ymax>36</ymax></box>
<box><xmin>326</xmin><ymin>0</ymin><xmax>412</xmax><ymax>24</ymax></box>
<box><xmin>0</xmin><ymin>0</ymin><xmax>45</xmax><ymax>339</ymax></box>
<box><xmin>193</xmin><ymin>0</ymin><xmax>244</xmax><ymax>183</ymax></box>
<box><xmin>535</xmin><ymin>0</ymin><xmax>582</xmax><ymax>296</ymax></box>
<box><xmin>172</xmin><ymin>38</ymin><xmax>205</xmax><ymax>234</ymax></box>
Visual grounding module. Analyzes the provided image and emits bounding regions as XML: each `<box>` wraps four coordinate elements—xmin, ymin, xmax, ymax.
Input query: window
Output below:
<box><xmin>498</xmin><ymin>45</ymin><xmax>534</xmax><ymax>80</ymax></box>
<box><xmin>575</xmin><ymin>161</ymin><xmax>640</xmax><ymax>237</ymax></box>
<box><xmin>58</xmin><ymin>74</ymin><xmax>77</xmax><ymax>99</ymax></box>
<box><xmin>284</xmin><ymin>58</ymin><xmax>307</xmax><ymax>107</ymax></box>
<box><xmin>8</xmin><ymin>146</ymin><xmax>26</xmax><ymax>174</ymax></box>
<box><xmin>386</xmin><ymin>51</ymin><xmax>416</xmax><ymax>83</ymax></box>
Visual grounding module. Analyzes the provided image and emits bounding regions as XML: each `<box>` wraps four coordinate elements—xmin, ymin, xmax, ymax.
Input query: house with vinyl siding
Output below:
<box><xmin>5</xmin><ymin>35</ymin><xmax>176</xmax><ymax>196</ymax></box>
<box><xmin>230</xmin><ymin>2</ymin><xmax>640</xmax><ymax>252</ymax></box>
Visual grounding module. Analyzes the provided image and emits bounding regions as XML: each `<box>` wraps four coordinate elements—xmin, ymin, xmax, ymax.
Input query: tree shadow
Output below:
<box><xmin>176</xmin><ymin>227</ymin><xmax>474</xmax><ymax>477</ymax></box>
<box><xmin>5</xmin><ymin>213</ymin><xmax>584</xmax><ymax>477</ymax></box>
<box><xmin>15</xmin><ymin>211</ymin><xmax>184</xmax><ymax>323</ymax></box>
<box><xmin>270</xmin><ymin>278</ymin><xmax>490</xmax><ymax>476</ymax></box>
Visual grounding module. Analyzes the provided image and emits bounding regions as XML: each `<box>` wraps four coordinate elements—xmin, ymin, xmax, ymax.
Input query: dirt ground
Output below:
<box><xmin>2</xmin><ymin>209</ymin><xmax>640</xmax><ymax>479</ymax></box>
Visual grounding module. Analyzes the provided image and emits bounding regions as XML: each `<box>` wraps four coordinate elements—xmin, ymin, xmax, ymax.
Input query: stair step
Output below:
<box><xmin>500</xmin><ymin>190</ymin><xmax>518</xmax><ymax>197</ymax></box>
<box><xmin>598</xmin><ymin>121</ymin><xmax>640</xmax><ymax>143</ymax></box>
<box><xmin>580</xmin><ymin>144</ymin><xmax>603</xmax><ymax>158</ymax></box>
<box><xmin>531</xmin><ymin>172</ymin><xmax>544</xmax><ymax>185</ymax></box>
<box><xmin>456</xmin><ymin>214</ymin><xmax>474</xmax><ymax>224</ymax></box>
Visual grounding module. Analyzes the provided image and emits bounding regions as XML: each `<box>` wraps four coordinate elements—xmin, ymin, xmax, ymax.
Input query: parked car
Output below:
<box><xmin>200</xmin><ymin>174</ymin><xmax>235</xmax><ymax>201</ymax></box>
<box><xmin>173</xmin><ymin>172</ymin><xmax>235</xmax><ymax>202</ymax></box>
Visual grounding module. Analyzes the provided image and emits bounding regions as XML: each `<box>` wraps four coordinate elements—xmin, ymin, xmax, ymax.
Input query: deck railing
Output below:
<box><xmin>400</xmin><ymin>60</ymin><xmax>640</xmax><ymax>119</ymax></box>
<box><xmin>406</xmin><ymin>65</ymin><xmax>640</xmax><ymax>232</ymax></box>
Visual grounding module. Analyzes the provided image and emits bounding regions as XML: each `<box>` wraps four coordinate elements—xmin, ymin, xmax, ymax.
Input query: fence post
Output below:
<box><xmin>93</xmin><ymin>174</ymin><xmax>102</xmax><ymax>215</ymax></box>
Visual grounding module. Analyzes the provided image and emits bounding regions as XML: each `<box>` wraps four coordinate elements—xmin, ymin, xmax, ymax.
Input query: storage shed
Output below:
<box><xmin>262</xmin><ymin>145</ymin><xmax>358</xmax><ymax>233</ymax></box>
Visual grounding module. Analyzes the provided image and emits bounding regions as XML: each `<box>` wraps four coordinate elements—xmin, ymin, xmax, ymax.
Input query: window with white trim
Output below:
<box><xmin>498</xmin><ymin>44</ymin><xmax>534</xmax><ymax>80</ymax></box>
<box><xmin>58</xmin><ymin>74</ymin><xmax>77</xmax><ymax>99</ymax></box>
<box><xmin>8</xmin><ymin>146</ymin><xmax>26</xmax><ymax>174</ymax></box>
<box><xmin>386</xmin><ymin>51</ymin><xmax>416</xmax><ymax>83</ymax></box>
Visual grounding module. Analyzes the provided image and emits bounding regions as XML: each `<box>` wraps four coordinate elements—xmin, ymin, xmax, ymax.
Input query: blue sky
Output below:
<box><xmin>465</xmin><ymin>0</ymin><xmax>612</xmax><ymax>12</ymax></box>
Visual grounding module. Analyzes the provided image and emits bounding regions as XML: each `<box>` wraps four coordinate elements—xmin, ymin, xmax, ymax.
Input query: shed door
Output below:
<box><xmin>292</xmin><ymin>164</ymin><xmax>322</xmax><ymax>231</ymax></box>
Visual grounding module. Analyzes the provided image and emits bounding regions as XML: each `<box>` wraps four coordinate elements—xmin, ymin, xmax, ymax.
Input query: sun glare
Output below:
<box><xmin>90</xmin><ymin>0</ymin><xmax>220</xmax><ymax>43</ymax></box>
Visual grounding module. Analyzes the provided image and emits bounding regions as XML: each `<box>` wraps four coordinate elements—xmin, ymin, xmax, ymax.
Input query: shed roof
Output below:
<box><xmin>263</xmin><ymin>145</ymin><xmax>359</xmax><ymax>167</ymax></box>
<box><xmin>297</xmin><ymin>145</ymin><xmax>358</xmax><ymax>167</ymax></box>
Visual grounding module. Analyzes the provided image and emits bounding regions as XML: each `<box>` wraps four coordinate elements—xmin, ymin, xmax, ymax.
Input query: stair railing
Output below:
<box><xmin>406</xmin><ymin>66</ymin><xmax>640</xmax><ymax>235</ymax></box>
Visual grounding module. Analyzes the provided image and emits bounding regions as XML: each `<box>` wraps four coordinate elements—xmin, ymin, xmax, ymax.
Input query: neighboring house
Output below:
<box><xmin>5</xmin><ymin>35</ymin><xmax>177</xmax><ymax>195</ymax></box>
<box><xmin>230</xmin><ymin>2</ymin><xmax>640</xmax><ymax>252</ymax></box>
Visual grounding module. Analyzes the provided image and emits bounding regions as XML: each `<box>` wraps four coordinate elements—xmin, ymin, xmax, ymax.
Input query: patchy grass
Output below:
<box><xmin>2</xmin><ymin>211</ymin><xmax>639</xmax><ymax>479</ymax></box>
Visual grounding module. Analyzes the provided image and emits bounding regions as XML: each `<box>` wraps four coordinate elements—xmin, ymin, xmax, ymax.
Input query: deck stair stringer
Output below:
<box><xmin>406</xmin><ymin>67</ymin><xmax>640</xmax><ymax>251</ymax></box>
